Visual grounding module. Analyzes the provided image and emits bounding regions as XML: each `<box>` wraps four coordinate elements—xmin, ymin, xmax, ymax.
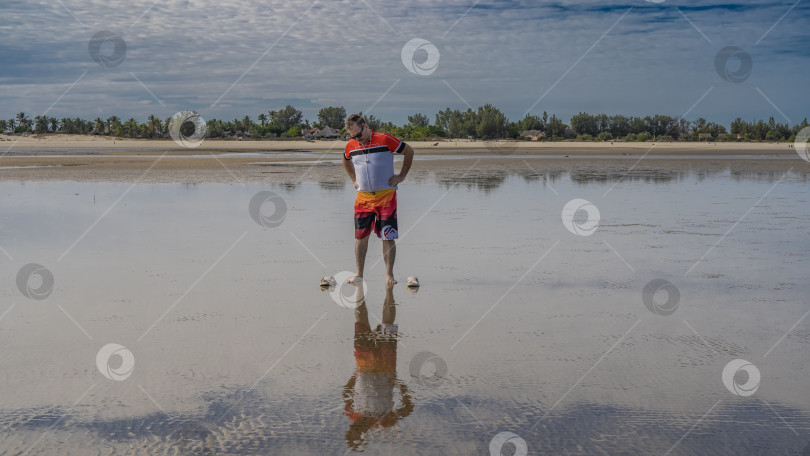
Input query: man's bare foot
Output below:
<box><xmin>346</xmin><ymin>274</ymin><xmax>363</xmax><ymax>284</ymax></box>
<box><xmin>386</xmin><ymin>276</ymin><xmax>398</xmax><ymax>285</ymax></box>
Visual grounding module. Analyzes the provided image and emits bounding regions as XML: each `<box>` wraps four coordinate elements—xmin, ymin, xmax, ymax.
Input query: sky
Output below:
<box><xmin>1</xmin><ymin>0</ymin><xmax>808</xmax><ymax>127</ymax></box>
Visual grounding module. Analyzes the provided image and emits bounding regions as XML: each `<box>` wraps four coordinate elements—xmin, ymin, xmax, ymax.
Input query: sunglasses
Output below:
<box><xmin>350</xmin><ymin>124</ymin><xmax>365</xmax><ymax>140</ymax></box>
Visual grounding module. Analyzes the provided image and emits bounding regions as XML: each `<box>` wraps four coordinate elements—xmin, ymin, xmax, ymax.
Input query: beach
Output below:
<box><xmin>1</xmin><ymin>133</ymin><xmax>796</xmax><ymax>155</ymax></box>
<box><xmin>1</xmin><ymin>136</ymin><xmax>809</xmax><ymax>455</ymax></box>
<box><xmin>0</xmin><ymin>134</ymin><xmax>804</xmax><ymax>184</ymax></box>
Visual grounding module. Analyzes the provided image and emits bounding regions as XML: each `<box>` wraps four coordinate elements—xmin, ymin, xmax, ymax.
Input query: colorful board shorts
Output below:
<box><xmin>354</xmin><ymin>189</ymin><xmax>398</xmax><ymax>240</ymax></box>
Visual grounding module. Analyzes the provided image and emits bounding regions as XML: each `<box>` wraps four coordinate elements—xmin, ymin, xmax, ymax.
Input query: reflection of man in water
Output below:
<box><xmin>342</xmin><ymin>283</ymin><xmax>413</xmax><ymax>450</ymax></box>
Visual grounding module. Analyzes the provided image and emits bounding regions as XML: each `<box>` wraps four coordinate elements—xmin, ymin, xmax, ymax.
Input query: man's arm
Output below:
<box><xmin>389</xmin><ymin>144</ymin><xmax>414</xmax><ymax>186</ymax></box>
<box><xmin>343</xmin><ymin>157</ymin><xmax>359</xmax><ymax>189</ymax></box>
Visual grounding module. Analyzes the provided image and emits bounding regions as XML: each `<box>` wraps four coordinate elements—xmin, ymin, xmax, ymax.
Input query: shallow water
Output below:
<box><xmin>1</xmin><ymin>164</ymin><xmax>809</xmax><ymax>455</ymax></box>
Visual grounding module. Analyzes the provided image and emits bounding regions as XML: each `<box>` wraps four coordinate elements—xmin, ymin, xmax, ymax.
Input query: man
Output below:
<box><xmin>342</xmin><ymin>114</ymin><xmax>414</xmax><ymax>285</ymax></box>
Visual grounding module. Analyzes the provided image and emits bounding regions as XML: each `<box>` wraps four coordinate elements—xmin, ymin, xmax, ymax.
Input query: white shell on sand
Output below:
<box><xmin>320</xmin><ymin>275</ymin><xmax>336</xmax><ymax>287</ymax></box>
<box><xmin>406</xmin><ymin>276</ymin><xmax>420</xmax><ymax>287</ymax></box>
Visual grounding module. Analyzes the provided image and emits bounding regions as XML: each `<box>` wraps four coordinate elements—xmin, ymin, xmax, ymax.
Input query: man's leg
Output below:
<box><xmin>351</xmin><ymin>190</ymin><xmax>374</xmax><ymax>283</ymax></box>
<box><xmin>379</xmin><ymin>191</ymin><xmax>398</xmax><ymax>285</ymax></box>
<box><xmin>348</xmin><ymin>235</ymin><xmax>369</xmax><ymax>283</ymax></box>
<box><xmin>383</xmin><ymin>240</ymin><xmax>397</xmax><ymax>285</ymax></box>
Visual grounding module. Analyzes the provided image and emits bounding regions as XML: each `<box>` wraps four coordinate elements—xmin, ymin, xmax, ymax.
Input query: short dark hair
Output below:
<box><xmin>345</xmin><ymin>114</ymin><xmax>365</xmax><ymax>130</ymax></box>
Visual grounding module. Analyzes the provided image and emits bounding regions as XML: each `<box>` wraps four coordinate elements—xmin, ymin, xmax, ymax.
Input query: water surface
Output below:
<box><xmin>1</xmin><ymin>164</ymin><xmax>809</xmax><ymax>455</ymax></box>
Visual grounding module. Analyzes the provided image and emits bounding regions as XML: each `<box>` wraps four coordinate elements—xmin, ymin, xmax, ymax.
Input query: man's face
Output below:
<box><xmin>348</xmin><ymin>123</ymin><xmax>365</xmax><ymax>141</ymax></box>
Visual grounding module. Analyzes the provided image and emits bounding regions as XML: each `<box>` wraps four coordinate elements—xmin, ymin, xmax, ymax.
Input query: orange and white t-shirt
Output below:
<box><xmin>344</xmin><ymin>130</ymin><xmax>406</xmax><ymax>192</ymax></box>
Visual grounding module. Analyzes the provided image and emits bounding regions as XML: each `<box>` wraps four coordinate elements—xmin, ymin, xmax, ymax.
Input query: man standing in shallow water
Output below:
<box><xmin>342</xmin><ymin>114</ymin><xmax>415</xmax><ymax>285</ymax></box>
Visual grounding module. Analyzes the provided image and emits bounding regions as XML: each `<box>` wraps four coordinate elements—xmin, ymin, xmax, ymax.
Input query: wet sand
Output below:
<box><xmin>0</xmin><ymin>133</ymin><xmax>796</xmax><ymax>155</ymax></box>
<box><xmin>0</xmin><ymin>157</ymin><xmax>805</xmax><ymax>185</ymax></box>
<box><xmin>1</xmin><ymin>144</ymin><xmax>809</xmax><ymax>454</ymax></box>
<box><xmin>0</xmin><ymin>134</ymin><xmax>806</xmax><ymax>184</ymax></box>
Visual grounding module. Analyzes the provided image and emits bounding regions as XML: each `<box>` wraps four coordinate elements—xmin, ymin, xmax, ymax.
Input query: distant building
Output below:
<box><xmin>315</xmin><ymin>126</ymin><xmax>340</xmax><ymax>139</ymax></box>
<box><xmin>519</xmin><ymin>130</ymin><xmax>545</xmax><ymax>140</ymax></box>
<box><xmin>698</xmin><ymin>133</ymin><xmax>712</xmax><ymax>140</ymax></box>
<box><xmin>302</xmin><ymin>128</ymin><xmax>318</xmax><ymax>140</ymax></box>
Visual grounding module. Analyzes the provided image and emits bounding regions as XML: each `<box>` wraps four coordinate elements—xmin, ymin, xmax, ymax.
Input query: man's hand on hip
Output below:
<box><xmin>388</xmin><ymin>174</ymin><xmax>405</xmax><ymax>187</ymax></box>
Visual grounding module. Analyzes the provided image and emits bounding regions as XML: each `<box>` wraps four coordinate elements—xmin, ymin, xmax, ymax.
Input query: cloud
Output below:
<box><xmin>0</xmin><ymin>0</ymin><xmax>807</xmax><ymax>125</ymax></box>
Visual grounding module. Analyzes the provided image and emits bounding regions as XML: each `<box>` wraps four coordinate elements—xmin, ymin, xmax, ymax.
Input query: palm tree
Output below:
<box><xmin>257</xmin><ymin>113</ymin><xmax>267</xmax><ymax>127</ymax></box>
<box><xmin>124</xmin><ymin>118</ymin><xmax>137</xmax><ymax>137</ymax></box>
<box><xmin>59</xmin><ymin>117</ymin><xmax>75</xmax><ymax>135</ymax></box>
<box><xmin>74</xmin><ymin>118</ymin><xmax>86</xmax><ymax>134</ymax></box>
<box><xmin>93</xmin><ymin>118</ymin><xmax>105</xmax><ymax>134</ymax></box>
<box><xmin>147</xmin><ymin>115</ymin><xmax>161</xmax><ymax>137</ymax></box>
<box><xmin>107</xmin><ymin>116</ymin><xmax>121</xmax><ymax>135</ymax></box>
<box><xmin>16</xmin><ymin>112</ymin><xmax>29</xmax><ymax>131</ymax></box>
<box><xmin>8</xmin><ymin>118</ymin><xmax>16</xmax><ymax>133</ymax></box>
<box><xmin>49</xmin><ymin>117</ymin><xmax>59</xmax><ymax>133</ymax></box>
<box><xmin>34</xmin><ymin>115</ymin><xmax>49</xmax><ymax>134</ymax></box>
<box><xmin>207</xmin><ymin>119</ymin><xmax>223</xmax><ymax>138</ymax></box>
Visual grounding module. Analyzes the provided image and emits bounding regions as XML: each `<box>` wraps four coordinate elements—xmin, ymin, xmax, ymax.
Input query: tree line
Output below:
<box><xmin>2</xmin><ymin>105</ymin><xmax>807</xmax><ymax>143</ymax></box>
